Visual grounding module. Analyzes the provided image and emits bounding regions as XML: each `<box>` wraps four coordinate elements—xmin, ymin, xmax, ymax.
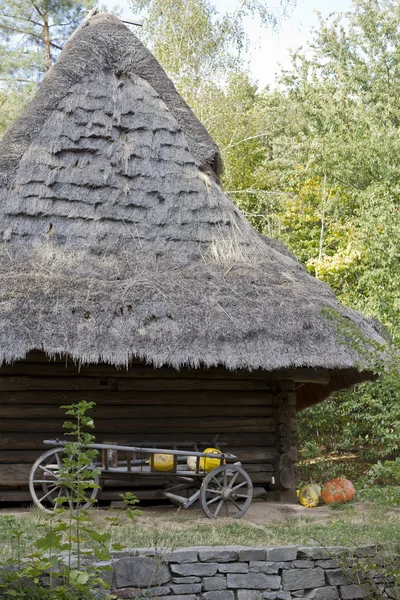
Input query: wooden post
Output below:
<box><xmin>101</xmin><ymin>441</ymin><xmax>118</xmax><ymax>469</ymax></box>
<box><xmin>272</xmin><ymin>381</ymin><xmax>298</xmax><ymax>500</ymax></box>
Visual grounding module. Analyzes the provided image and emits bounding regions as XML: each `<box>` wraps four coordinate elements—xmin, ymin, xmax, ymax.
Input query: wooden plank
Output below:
<box><xmin>0</xmin><ymin>361</ymin><xmax>329</xmax><ymax>384</ymax></box>
<box><xmin>0</xmin><ymin>464</ymin><xmax>31</xmax><ymax>487</ymax></box>
<box><xmin>0</xmin><ymin>432</ymin><xmax>278</xmax><ymax>450</ymax></box>
<box><xmin>102</xmin><ymin>472</ymin><xmax>274</xmax><ymax>487</ymax></box>
<box><xmin>241</xmin><ymin>463</ymin><xmax>274</xmax><ymax>473</ymax></box>
<box><xmin>0</xmin><ymin>363</ymin><xmax>272</xmax><ymax>379</ymax></box>
<box><xmin>0</xmin><ymin>450</ymin><xmax>42</xmax><ymax>464</ymax></box>
<box><xmin>0</xmin><ymin>376</ymin><xmax>271</xmax><ymax>392</ymax></box>
<box><xmin>271</xmin><ymin>369</ymin><xmax>330</xmax><ymax>384</ymax></box>
<box><xmin>0</xmin><ymin>489</ymin><xmax>32</xmax><ymax>502</ymax></box>
<box><xmin>0</xmin><ymin>404</ymin><xmax>273</xmax><ymax>419</ymax></box>
<box><xmin>0</xmin><ymin>430</ymin><xmax>278</xmax><ymax>450</ymax></box>
<box><xmin>102</xmin><ymin>489</ymin><xmax>163</xmax><ymax>501</ymax></box>
<box><xmin>0</xmin><ymin>447</ymin><xmax>277</xmax><ymax>465</ymax></box>
<box><xmin>0</xmin><ymin>465</ymin><xmax>274</xmax><ymax>489</ymax></box>
<box><xmin>0</xmin><ymin>418</ymin><xmax>275</xmax><ymax>433</ymax></box>
<box><xmin>0</xmin><ymin>390</ymin><xmax>272</xmax><ymax>406</ymax></box>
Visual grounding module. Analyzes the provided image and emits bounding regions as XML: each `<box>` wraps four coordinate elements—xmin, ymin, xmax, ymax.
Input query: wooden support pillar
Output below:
<box><xmin>272</xmin><ymin>381</ymin><xmax>299</xmax><ymax>500</ymax></box>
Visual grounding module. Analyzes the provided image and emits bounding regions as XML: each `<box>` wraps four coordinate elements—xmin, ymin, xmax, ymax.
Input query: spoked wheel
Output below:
<box><xmin>200</xmin><ymin>464</ymin><xmax>253</xmax><ymax>519</ymax></box>
<box><xmin>29</xmin><ymin>448</ymin><xmax>100</xmax><ymax>514</ymax></box>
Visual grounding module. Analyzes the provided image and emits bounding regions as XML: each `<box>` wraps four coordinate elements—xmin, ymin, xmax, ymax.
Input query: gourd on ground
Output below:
<box><xmin>298</xmin><ymin>484</ymin><xmax>320</xmax><ymax>508</ymax></box>
<box><xmin>321</xmin><ymin>478</ymin><xmax>356</xmax><ymax>504</ymax></box>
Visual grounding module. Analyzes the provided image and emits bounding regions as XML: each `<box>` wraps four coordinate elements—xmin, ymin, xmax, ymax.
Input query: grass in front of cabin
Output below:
<box><xmin>93</xmin><ymin>500</ymin><xmax>400</xmax><ymax>549</ymax></box>
<box><xmin>0</xmin><ymin>496</ymin><xmax>399</xmax><ymax>560</ymax></box>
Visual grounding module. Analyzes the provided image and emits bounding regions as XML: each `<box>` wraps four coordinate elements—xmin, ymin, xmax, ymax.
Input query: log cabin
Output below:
<box><xmin>0</xmin><ymin>13</ymin><xmax>384</xmax><ymax>503</ymax></box>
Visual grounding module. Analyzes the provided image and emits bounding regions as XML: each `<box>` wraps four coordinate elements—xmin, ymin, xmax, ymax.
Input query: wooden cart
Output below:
<box><xmin>29</xmin><ymin>439</ymin><xmax>253</xmax><ymax>519</ymax></box>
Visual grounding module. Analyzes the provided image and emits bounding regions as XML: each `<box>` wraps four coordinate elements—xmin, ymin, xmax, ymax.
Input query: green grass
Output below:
<box><xmin>103</xmin><ymin>504</ymin><xmax>399</xmax><ymax>549</ymax></box>
<box><xmin>0</xmin><ymin>498</ymin><xmax>399</xmax><ymax>560</ymax></box>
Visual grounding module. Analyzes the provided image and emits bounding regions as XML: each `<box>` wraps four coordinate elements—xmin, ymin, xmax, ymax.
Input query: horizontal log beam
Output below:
<box><xmin>0</xmin><ymin>446</ymin><xmax>278</xmax><ymax>464</ymax></box>
<box><xmin>0</xmin><ymin>363</ymin><xmax>272</xmax><ymax>380</ymax></box>
<box><xmin>0</xmin><ymin>432</ymin><xmax>278</xmax><ymax>450</ymax></box>
<box><xmin>0</xmin><ymin>464</ymin><xmax>274</xmax><ymax>488</ymax></box>
<box><xmin>0</xmin><ymin>376</ymin><xmax>271</xmax><ymax>393</ymax></box>
<box><xmin>0</xmin><ymin>390</ymin><xmax>272</xmax><ymax>407</ymax></box>
<box><xmin>0</xmin><ymin>404</ymin><xmax>273</xmax><ymax>420</ymax></box>
<box><xmin>271</xmin><ymin>368</ymin><xmax>330</xmax><ymax>385</ymax></box>
<box><xmin>0</xmin><ymin>418</ymin><xmax>275</xmax><ymax>433</ymax></box>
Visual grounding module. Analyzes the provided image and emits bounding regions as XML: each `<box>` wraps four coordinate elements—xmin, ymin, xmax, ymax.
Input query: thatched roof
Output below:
<box><xmin>0</xmin><ymin>14</ymin><xmax>384</xmax><ymax>408</ymax></box>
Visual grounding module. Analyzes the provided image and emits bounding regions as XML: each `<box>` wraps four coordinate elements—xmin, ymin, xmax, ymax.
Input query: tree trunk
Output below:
<box><xmin>43</xmin><ymin>18</ymin><xmax>51</xmax><ymax>71</ymax></box>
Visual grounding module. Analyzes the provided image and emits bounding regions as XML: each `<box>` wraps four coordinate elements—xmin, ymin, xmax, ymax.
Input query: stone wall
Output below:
<box><xmin>102</xmin><ymin>545</ymin><xmax>396</xmax><ymax>599</ymax></box>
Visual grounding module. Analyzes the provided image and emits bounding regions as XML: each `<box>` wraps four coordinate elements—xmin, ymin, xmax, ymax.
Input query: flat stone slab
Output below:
<box><xmin>169</xmin><ymin>582</ymin><xmax>202</xmax><ymax>594</ymax></box>
<box><xmin>172</xmin><ymin>577</ymin><xmax>201</xmax><ymax>584</ymax></box>
<box><xmin>172</xmin><ymin>576</ymin><xmax>201</xmax><ymax>584</ymax></box>
<box><xmin>227</xmin><ymin>573</ymin><xmax>281</xmax><ymax>590</ymax></box>
<box><xmin>203</xmin><ymin>576</ymin><xmax>228</xmax><ymax>591</ymax></box>
<box><xmin>237</xmin><ymin>590</ymin><xmax>264</xmax><ymax>600</ymax></box>
<box><xmin>297</xmin><ymin>547</ymin><xmax>343</xmax><ymax>560</ymax></box>
<box><xmin>282</xmin><ymin>567</ymin><xmax>325</xmax><ymax>590</ymax></box>
<box><xmin>293</xmin><ymin>560</ymin><xmax>314</xmax><ymax>569</ymax></box>
<box><xmin>113</xmin><ymin>556</ymin><xmax>170</xmax><ymax>588</ymax></box>
<box><xmin>325</xmin><ymin>568</ymin><xmax>351</xmax><ymax>585</ymax></box>
<box><xmin>199</xmin><ymin>550</ymin><xmax>239</xmax><ymax>562</ymax></box>
<box><xmin>340</xmin><ymin>584</ymin><xmax>367</xmax><ymax>599</ymax></box>
<box><xmin>156</xmin><ymin>596</ymin><xmax>197</xmax><ymax>600</ymax></box>
<box><xmin>203</xmin><ymin>591</ymin><xmax>235</xmax><ymax>600</ymax></box>
<box><xmin>169</xmin><ymin>550</ymin><xmax>198</xmax><ymax>563</ymax></box>
<box><xmin>171</xmin><ymin>562</ymin><xmax>218</xmax><ymax>577</ymax></box>
<box><xmin>302</xmin><ymin>586</ymin><xmax>339</xmax><ymax>599</ymax></box>
<box><xmin>218</xmin><ymin>563</ymin><xmax>249</xmax><ymax>573</ymax></box>
<box><xmin>250</xmin><ymin>561</ymin><xmax>279</xmax><ymax>574</ymax></box>
<box><xmin>239</xmin><ymin>549</ymin><xmax>266</xmax><ymax>562</ymax></box>
<box><xmin>114</xmin><ymin>586</ymin><xmax>170</xmax><ymax>598</ymax></box>
<box><xmin>267</xmin><ymin>547</ymin><xmax>298</xmax><ymax>562</ymax></box>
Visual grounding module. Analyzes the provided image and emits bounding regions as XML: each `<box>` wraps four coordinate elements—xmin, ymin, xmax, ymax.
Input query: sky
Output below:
<box><xmin>103</xmin><ymin>0</ymin><xmax>352</xmax><ymax>87</ymax></box>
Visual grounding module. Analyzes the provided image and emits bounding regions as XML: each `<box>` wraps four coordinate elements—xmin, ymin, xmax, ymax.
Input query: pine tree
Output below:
<box><xmin>0</xmin><ymin>0</ymin><xmax>93</xmax><ymax>135</ymax></box>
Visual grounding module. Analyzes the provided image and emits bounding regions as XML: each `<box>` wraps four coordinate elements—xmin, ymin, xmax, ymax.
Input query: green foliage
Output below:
<box><xmin>129</xmin><ymin>0</ymin><xmax>292</xmax><ymax>216</ymax></box>
<box><xmin>0</xmin><ymin>401</ymin><xmax>140</xmax><ymax>599</ymax></box>
<box><xmin>259</xmin><ymin>0</ymin><xmax>400</xmax><ymax>328</ymax></box>
<box><xmin>0</xmin><ymin>0</ymin><xmax>93</xmax><ymax>136</ymax></box>
<box><xmin>131</xmin><ymin>0</ymin><xmax>294</xmax><ymax>89</ymax></box>
<box><xmin>254</xmin><ymin>0</ymin><xmax>400</xmax><ymax>462</ymax></box>
<box><xmin>331</xmin><ymin>543</ymin><xmax>400</xmax><ymax>600</ymax></box>
<box><xmin>298</xmin><ymin>379</ymin><xmax>400</xmax><ymax>460</ymax></box>
<box><xmin>366</xmin><ymin>458</ymin><xmax>400</xmax><ymax>487</ymax></box>
<box><xmin>298</xmin><ymin>455</ymin><xmax>365</xmax><ymax>487</ymax></box>
<box><xmin>358</xmin><ymin>485</ymin><xmax>400</xmax><ymax>508</ymax></box>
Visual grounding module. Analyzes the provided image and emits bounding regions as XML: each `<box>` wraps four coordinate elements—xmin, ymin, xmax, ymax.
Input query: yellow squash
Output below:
<box><xmin>298</xmin><ymin>484</ymin><xmax>320</xmax><ymax>508</ymax></box>
<box><xmin>199</xmin><ymin>448</ymin><xmax>225</xmax><ymax>472</ymax></box>
<box><xmin>152</xmin><ymin>453</ymin><xmax>174</xmax><ymax>472</ymax></box>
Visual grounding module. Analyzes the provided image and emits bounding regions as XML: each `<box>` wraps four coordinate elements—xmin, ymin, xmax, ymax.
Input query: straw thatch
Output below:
<box><xmin>0</xmin><ymin>14</ymin><xmax>385</xmax><ymax>407</ymax></box>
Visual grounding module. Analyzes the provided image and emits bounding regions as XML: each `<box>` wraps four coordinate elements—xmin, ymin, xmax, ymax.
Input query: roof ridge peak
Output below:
<box><xmin>0</xmin><ymin>12</ymin><xmax>222</xmax><ymax>187</ymax></box>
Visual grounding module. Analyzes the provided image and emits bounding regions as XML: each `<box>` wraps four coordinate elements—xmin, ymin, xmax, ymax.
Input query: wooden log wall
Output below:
<box><xmin>0</xmin><ymin>352</ymin><xmax>299</xmax><ymax>502</ymax></box>
<box><xmin>272</xmin><ymin>381</ymin><xmax>299</xmax><ymax>498</ymax></box>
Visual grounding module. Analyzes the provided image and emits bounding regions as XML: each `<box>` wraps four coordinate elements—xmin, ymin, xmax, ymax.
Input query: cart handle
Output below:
<box><xmin>43</xmin><ymin>440</ymin><xmax>236</xmax><ymax>460</ymax></box>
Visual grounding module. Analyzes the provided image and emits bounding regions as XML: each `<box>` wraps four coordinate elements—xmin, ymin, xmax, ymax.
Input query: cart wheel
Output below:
<box><xmin>29</xmin><ymin>448</ymin><xmax>100</xmax><ymax>514</ymax></box>
<box><xmin>200</xmin><ymin>464</ymin><xmax>253</xmax><ymax>519</ymax></box>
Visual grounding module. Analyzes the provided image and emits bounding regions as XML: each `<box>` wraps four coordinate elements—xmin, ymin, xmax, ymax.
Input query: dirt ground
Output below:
<box><xmin>136</xmin><ymin>499</ymin><xmax>330</xmax><ymax>525</ymax></box>
<box><xmin>0</xmin><ymin>498</ymin><xmax>330</xmax><ymax>525</ymax></box>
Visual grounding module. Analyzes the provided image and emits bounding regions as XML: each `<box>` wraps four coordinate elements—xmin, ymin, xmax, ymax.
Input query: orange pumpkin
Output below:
<box><xmin>321</xmin><ymin>478</ymin><xmax>356</xmax><ymax>504</ymax></box>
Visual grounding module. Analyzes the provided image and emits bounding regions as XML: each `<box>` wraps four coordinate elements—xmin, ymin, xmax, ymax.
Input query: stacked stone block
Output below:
<box><xmin>104</xmin><ymin>545</ymin><xmax>393</xmax><ymax>599</ymax></box>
